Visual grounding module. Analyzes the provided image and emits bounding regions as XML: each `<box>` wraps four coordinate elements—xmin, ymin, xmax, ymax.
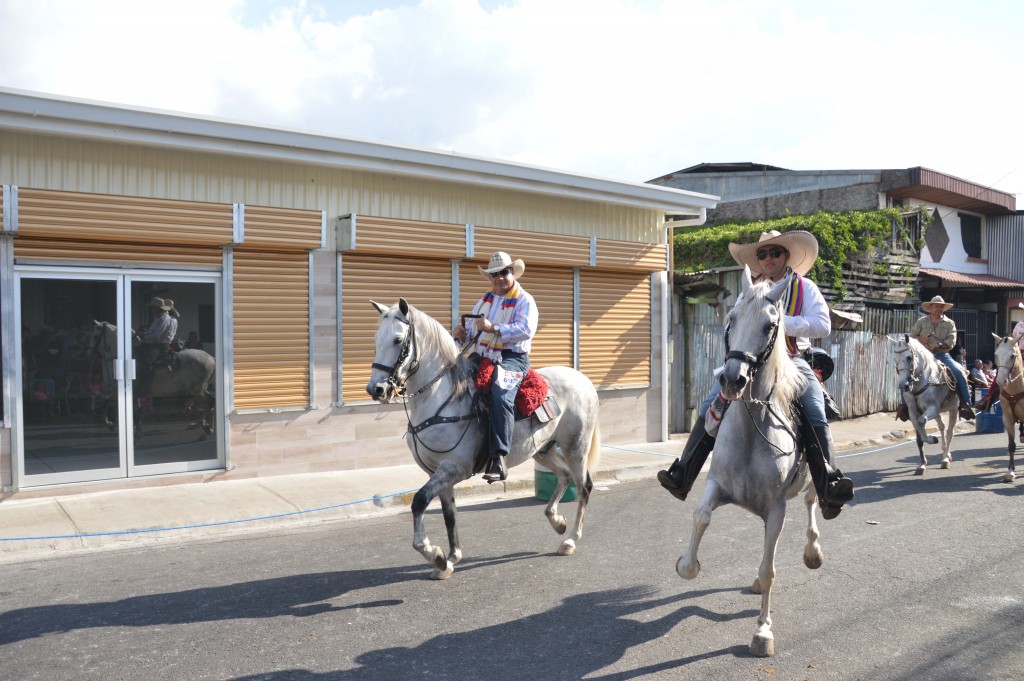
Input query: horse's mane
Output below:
<box><xmin>731</xmin><ymin>282</ymin><xmax>805</xmax><ymax>408</ymax></box>
<box><xmin>405</xmin><ymin>304</ymin><xmax>476</xmax><ymax>396</ymax></box>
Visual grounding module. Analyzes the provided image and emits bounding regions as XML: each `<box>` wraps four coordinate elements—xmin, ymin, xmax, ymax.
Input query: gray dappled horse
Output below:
<box><xmin>676</xmin><ymin>267</ymin><xmax>825</xmax><ymax>658</ymax></box>
<box><xmin>991</xmin><ymin>332</ymin><xmax>1024</xmax><ymax>483</ymax></box>
<box><xmin>892</xmin><ymin>334</ymin><xmax>958</xmax><ymax>475</ymax></box>
<box><xmin>367</xmin><ymin>298</ymin><xmax>601</xmax><ymax>580</ymax></box>
<box><xmin>90</xmin><ymin>321</ymin><xmax>216</xmax><ymax>437</ymax></box>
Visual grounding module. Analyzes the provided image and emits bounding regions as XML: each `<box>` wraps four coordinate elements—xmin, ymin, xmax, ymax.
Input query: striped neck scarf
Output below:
<box><xmin>475</xmin><ymin>282</ymin><xmax>523</xmax><ymax>357</ymax></box>
<box><xmin>753</xmin><ymin>269</ymin><xmax>803</xmax><ymax>356</ymax></box>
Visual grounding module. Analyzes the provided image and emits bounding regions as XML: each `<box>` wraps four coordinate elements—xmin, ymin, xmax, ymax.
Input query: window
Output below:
<box><xmin>960</xmin><ymin>213</ymin><xmax>982</xmax><ymax>259</ymax></box>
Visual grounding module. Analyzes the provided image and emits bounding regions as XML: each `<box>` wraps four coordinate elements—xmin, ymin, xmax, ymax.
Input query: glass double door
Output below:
<box><xmin>16</xmin><ymin>269</ymin><xmax>222</xmax><ymax>486</ymax></box>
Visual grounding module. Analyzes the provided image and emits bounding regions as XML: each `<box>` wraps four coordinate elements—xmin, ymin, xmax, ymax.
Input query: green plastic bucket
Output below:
<box><xmin>534</xmin><ymin>463</ymin><xmax>577</xmax><ymax>502</ymax></box>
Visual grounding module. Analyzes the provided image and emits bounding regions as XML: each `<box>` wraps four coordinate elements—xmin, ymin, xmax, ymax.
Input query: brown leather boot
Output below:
<box><xmin>958</xmin><ymin>401</ymin><xmax>976</xmax><ymax>421</ymax></box>
<box><xmin>658</xmin><ymin>413</ymin><xmax>715</xmax><ymax>501</ymax></box>
<box><xmin>895</xmin><ymin>401</ymin><xmax>909</xmax><ymax>422</ymax></box>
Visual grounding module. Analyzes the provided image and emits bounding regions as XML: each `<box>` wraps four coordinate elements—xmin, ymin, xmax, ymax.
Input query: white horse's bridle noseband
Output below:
<box><xmin>372</xmin><ymin>314</ymin><xmax>420</xmax><ymax>397</ymax></box>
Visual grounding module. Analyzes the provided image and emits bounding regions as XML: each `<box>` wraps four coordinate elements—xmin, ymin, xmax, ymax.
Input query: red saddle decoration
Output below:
<box><xmin>475</xmin><ymin>357</ymin><xmax>549</xmax><ymax>416</ymax></box>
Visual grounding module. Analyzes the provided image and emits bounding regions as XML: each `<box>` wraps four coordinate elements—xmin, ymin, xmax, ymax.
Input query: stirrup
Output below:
<box><xmin>482</xmin><ymin>455</ymin><xmax>507</xmax><ymax>483</ymax></box>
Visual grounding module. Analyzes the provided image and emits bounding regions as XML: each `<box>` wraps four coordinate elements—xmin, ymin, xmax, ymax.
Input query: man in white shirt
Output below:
<box><xmin>658</xmin><ymin>230</ymin><xmax>854</xmax><ymax>519</ymax></box>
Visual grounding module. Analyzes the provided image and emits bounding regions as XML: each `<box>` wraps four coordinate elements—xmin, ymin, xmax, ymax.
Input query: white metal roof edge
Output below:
<box><xmin>0</xmin><ymin>87</ymin><xmax>719</xmax><ymax>213</ymax></box>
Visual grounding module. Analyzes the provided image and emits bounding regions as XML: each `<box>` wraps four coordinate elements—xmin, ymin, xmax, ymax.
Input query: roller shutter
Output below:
<box><xmin>474</xmin><ymin>225</ymin><xmax>589</xmax><ymax>268</ymax></box>
<box><xmin>459</xmin><ymin>261</ymin><xmax>573</xmax><ymax>369</ymax></box>
<box><xmin>341</xmin><ymin>254</ymin><xmax>453</xmax><ymax>403</ymax></box>
<box><xmin>233</xmin><ymin>250</ymin><xmax>310</xmax><ymax>409</ymax></box>
<box><xmin>242</xmin><ymin>205</ymin><xmax>324</xmax><ymax>251</ymax></box>
<box><xmin>14</xmin><ymin>237</ymin><xmax>222</xmax><ymax>268</ymax></box>
<box><xmin>596</xmin><ymin>238</ymin><xmax>668</xmax><ymax>272</ymax></box>
<box><xmin>579</xmin><ymin>270</ymin><xmax>651</xmax><ymax>388</ymax></box>
<box><xmin>339</xmin><ymin>215</ymin><xmax>466</xmax><ymax>258</ymax></box>
<box><xmin>17</xmin><ymin>188</ymin><xmax>234</xmax><ymax>246</ymax></box>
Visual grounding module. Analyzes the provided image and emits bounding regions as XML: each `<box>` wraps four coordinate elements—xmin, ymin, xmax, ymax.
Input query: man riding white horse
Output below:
<box><xmin>901</xmin><ymin>296</ymin><xmax>976</xmax><ymax>422</ymax></box>
<box><xmin>658</xmin><ymin>230</ymin><xmax>855</xmax><ymax>519</ymax></box>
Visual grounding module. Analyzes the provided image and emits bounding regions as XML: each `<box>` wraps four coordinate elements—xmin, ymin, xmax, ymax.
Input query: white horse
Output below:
<box><xmin>991</xmin><ymin>332</ymin><xmax>1024</xmax><ymax>483</ymax></box>
<box><xmin>892</xmin><ymin>335</ymin><xmax>958</xmax><ymax>475</ymax></box>
<box><xmin>367</xmin><ymin>298</ymin><xmax>601</xmax><ymax>580</ymax></box>
<box><xmin>676</xmin><ymin>267</ymin><xmax>824</xmax><ymax>658</ymax></box>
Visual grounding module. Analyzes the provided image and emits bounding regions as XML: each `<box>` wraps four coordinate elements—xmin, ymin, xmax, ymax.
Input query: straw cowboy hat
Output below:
<box><xmin>478</xmin><ymin>251</ymin><xmax>525</xmax><ymax>280</ymax></box>
<box><xmin>148</xmin><ymin>297</ymin><xmax>172</xmax><ymax>311</ymax></box>
<box><xmin>163</xmin><ymin>298</ymin><xmax>181</xmax><ymax>318</ymax></box>
<box><xmin>728</xmin><ymin>230</ymin><xmax>819</xmax><ymax>277</ymax></box>
<box><xmin>921</xmin><ymin>295</ymin><xmax>954</xmax><ymax>313</ymax></box>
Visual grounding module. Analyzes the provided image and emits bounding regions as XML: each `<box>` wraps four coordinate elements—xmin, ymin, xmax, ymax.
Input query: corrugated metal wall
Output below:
<box><xmin>0</xmin><ymin>130</ymin><xmax>665</xmax><ymax>244</ymax></box>
<box><xmin>987</xmin><ymin>213</ymin><xmax>1024</xmax><ymax>281</ymax></box>
<box><xmin>579</xmin><ymin>270</ymin><xmax>651</xmax><ymax>388</ymax></box>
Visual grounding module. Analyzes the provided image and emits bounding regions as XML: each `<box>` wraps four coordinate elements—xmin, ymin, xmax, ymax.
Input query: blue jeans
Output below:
<box><xmin>699</xmin><ymin>357</ymin><xmax>827</xmax><ymax>427</ymax></box>
<box><xmin>935</xmin><ymin>352</ymin><xmax>971</xmax><ymax>405</ymax></box>
<box><xmin>490</xmin><ymin>350</ymin><xmax>530</xmax><ymax>455</ymax></box>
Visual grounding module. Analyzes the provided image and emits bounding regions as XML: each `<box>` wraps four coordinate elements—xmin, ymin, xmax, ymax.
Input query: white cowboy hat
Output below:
<box><xmin>163</xmin><ymin>298</ymin><xmax>181</xmax><ymax>318</ymax></box>
<box><xmin>148</xmin><ymin>296</ymin><xmax>172</xmax><ymax>311</ymax></box>
<box><xmin>728</xmin><ymin>230</ymin><xmax>819</xmax><ymax>277</ymax></box>
<box><xmin>478</xmin><ymin>251</ymin><xmax>526</xmax><ymax>280</ymax></box>
<box><xmin>921</xmin><ymin>295</ymin><xmax>954</xmax><ymax>313</ymax></box>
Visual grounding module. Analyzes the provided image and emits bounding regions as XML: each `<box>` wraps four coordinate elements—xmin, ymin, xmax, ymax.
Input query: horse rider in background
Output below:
<box><xmin>136</xmin><ymin>297</ymin><xmax>179</xmax><ymax>398</ymax></box>
<box><xmin>658</xmin><ymin>230</ymin><xmax>855</xmax><ymax>519</ymax></box>
<box><xmin>899</xmin><ymin>296</ymin><xmax>975</xmax><ymax>422</ymax></box>
<box><xmin>453</xmin><ymin>252</ymin><xmax>539</xmax><ymax>483</ymax></box>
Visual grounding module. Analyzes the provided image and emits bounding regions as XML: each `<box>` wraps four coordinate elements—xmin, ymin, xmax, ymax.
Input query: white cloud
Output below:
<box><xmin>1</xmin><ymin>0</ymin><xmax>1022</xmax><ymax>196</ymax></box>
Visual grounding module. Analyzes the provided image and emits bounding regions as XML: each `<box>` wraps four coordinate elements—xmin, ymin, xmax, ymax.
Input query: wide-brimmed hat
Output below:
<box><xmin>921</xmin><ymin>295</ymin><xmax>954</xmax><ymax>313</ymax></box>
<box><xmin>728</xmin><ymin>230</ymin><xmax>818</xmax><ymax>277</ymax></box>
<box><xmin>148</xmin><ymin>297</ymin><xmax>172</xmax><ymax>311</ymax></box>
<box><xmin>478</xmin><ymin>251</ymin><xmax>525</xmax><ymax>280</ymax></box>
<box><xmin>163</xmin><ymin>298</ymin><xmax>181</xmax><ymax>318</ymax></box>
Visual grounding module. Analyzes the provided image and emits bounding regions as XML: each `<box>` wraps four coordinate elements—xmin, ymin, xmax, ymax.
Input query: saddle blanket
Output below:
<box><xmin>474</xmin><ymin>357</ymin><xmax>550</xmax><ymax>417</ymax></box>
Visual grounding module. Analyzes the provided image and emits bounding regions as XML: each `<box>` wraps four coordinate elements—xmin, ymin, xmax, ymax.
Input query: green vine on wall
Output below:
<box><xmin>673</xmin><ymin>208</ymin><xmax>928</xmax><ymax>301</ymax></box>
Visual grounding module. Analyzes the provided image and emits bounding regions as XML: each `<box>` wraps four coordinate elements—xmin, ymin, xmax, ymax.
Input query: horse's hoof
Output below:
<box><xmin>676</xmin><ymin>556</ymin><xmax>700</xmax><ymax>580</ymax></box>
<box><xmin>1003</xmin><ymin>472</ymin><xmax>1017</xmax><ymax>483</ymax></box>
<box><xmin>940</xmin><ymin>460</ymin><xmax>951</xmax><ymax>470</ymax></box>
<box><xmin>926</xmin><ymin>436</ymin><xmax>939</xmax><ymax>445</ymax></box>
<box><xmin>449</xmin><ymin>548</ymin><xmax>463</xmax><ymax>565</ymax></box>
<box><xmin>750</xmin><ymin>578</ymin><xmax>763</xmax><ymax>594</ymax></box>
<box><xmin>915</xmin><ymin>466</ymin><xmax>926</xmax><ymax>476</ymax></box>
<box><xmin>804</xmin><ymin>545</ymin><xmax>824</xmax><ymax>570</ymax></box>
<box><xmin>549</xmin><ymin>516</ymin><xmax>567</xmax><ymax>535</ymax></box>
<box><xmin>750</xmin><ymin>632</ymin><xmax>775</xmax><ymax>657</ymax></box>
<box><xmin>432</xmin><ymin>547</ymin><xmax>447</xmax><ymax>570</ymax></box>
<box><xmin>556</xmin><ymin>539</ymin><xmax>576</xmax><ymax>556</ymax></box>
<box><xmin>430</xmin><ymin>562</ymin><xmax>454</xmax><ymax>580</ymax></box>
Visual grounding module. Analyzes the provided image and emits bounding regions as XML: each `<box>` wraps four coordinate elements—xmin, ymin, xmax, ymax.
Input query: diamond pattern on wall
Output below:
<box><xmin>924</xmin><ymin>208</ymin><xmax>948</xmax><ymax>261</ymax></box>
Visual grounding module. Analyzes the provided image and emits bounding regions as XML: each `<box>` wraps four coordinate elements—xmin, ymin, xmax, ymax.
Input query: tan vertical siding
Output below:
<box><xmin>580</xmin><ymin>270</ymin><xmax>651</xmax><ymax>387</ymax></box>
<box><xmin>341</xmin><ymin>254</ymin><xmax>453</xmax><ymax>403</ymax></box>
<box><xmin>233</xmin><ymin>250</ymin><xmax>310</xmax><ymax>409</ymax></box>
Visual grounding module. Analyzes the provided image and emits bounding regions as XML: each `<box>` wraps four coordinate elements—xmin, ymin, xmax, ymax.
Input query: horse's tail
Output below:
<box><xmin>585</xmin><ymin>421</ymin><xmax>602</xmax><ymax>479</ymax></box>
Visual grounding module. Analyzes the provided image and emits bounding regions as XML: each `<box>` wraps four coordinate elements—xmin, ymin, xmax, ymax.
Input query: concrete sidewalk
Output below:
<box><xmin>0</xmin><ymin>411</ymin><xmax>964</xmax><ymax>563</ymax></box>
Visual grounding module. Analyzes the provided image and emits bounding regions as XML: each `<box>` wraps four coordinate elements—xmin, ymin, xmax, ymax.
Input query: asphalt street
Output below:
<box><xmin>2</xmin><ymin>428</ymin><xmax>1022</xmax><ymax>681</ymax></box>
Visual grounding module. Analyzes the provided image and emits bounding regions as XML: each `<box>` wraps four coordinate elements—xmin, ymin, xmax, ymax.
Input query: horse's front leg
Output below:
<box><xmin>935</xmin><ymin>414</ymin><xmax>953</xmax><ymax>469</ymax></box>
<box><xmin>677</xmin><ymin>480</ymin><xmax>722</xmax><ymax>580</ymax></box>
<box><xmin>802</xmin><ymin>484</ymin><xmax>824</xmax><ymax>570</ymax></box>
<box><xmin>438</xmin><ymin>488</ymin><xmax>462</xmax><ymax>574</ymax></box>
<box><xmin>411</xmin><ymin>460</ymin><xmax>469</xmax><ymax>580</ymax></box>
<box><xmin>750</xmin><ymin>505</ymin><xmax>786</xmax><ymax>658</ymax></box>
<box><xmin>1004</xmin><ymin>419</ymin><xmax>1017</xmax><ymax>483</ymax></box>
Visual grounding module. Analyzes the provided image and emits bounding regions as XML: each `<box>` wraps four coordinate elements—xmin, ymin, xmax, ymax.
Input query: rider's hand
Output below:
<box><xmin>474</xmin><ymin>318</ymin><xmax>494</xmax><ymax>334</ymax></box>
<box><xmin>453</xmin><ymin>325</ymin><xmax>466</xmax><ymax>342</ymax></box>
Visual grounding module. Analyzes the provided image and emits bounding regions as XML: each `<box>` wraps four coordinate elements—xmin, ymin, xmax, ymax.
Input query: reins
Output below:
<box><xmin>996</xmin><ymin>346</ymin><xmax>1024</xmax><ymax>413</ymax></box>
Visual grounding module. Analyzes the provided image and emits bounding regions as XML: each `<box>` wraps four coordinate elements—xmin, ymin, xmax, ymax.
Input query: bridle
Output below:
<box><xmin>724</xmin><ymin>302</ymin><xmax>782</xmax><ymax>383</ymax></box>
<box><xmin>994</xmin><ymin>342</ymin><xmax>1024</xmax><ymax>386</ymax></box>
<box><xmin>90</xmin><ymin>324</ymin><xmax>114</xmax><ymax>361</ymax></box>
<box><xmin>371</xmin><ymin>313</ymin><xmax>421</xmax><ymax>397</ymax></box>
<box><xmin>897</xmin><ymin>343</ymin><xmax>945</xmax><ymax>396</ymax></box>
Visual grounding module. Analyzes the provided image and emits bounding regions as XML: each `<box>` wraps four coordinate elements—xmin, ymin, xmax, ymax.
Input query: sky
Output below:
<box><xmin>1</xmin><ymin>0</ymin><xmax>1022</xmax><ymax>199</ymax></box>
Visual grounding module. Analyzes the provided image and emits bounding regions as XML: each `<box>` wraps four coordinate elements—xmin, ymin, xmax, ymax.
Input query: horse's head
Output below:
<box><xmin>89</xmin><ymin>320</ymin><xmax>117</xmax><ymax>360</ymax></box>
<box><xmin>992</xmin><ymin>332</ymin><xmax>1022</xmax><ymax>388</ymax></box>
<box><xmin>366</xmin><ymin>298</ymin><xmax>420</xmax><ymax>403</ymax></box>
<box><xmin>719</xmin><ymin>267</ymin><xmax>790</xmax><ymax>401</ymax></box>
<box><xmin>892</xmin><ymin>333</ymin><xmax>919</xmax><ymax>392</ymax></box>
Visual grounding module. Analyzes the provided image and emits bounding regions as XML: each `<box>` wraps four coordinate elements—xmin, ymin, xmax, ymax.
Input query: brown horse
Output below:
<box><xmin>991</xmin><ymin>332</ymin><xmax>1024</xmax><ymax>483</ymax></box>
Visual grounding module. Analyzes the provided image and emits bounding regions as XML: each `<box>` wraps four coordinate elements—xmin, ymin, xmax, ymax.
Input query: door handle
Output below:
<box><xmin>127</xmin><ymin>358</ymin><xmax>136</xmax><ymax>381</ymax></box>
<box><xmin>113</xmin><ymin>358</ymin><xmax>125</xmax><ymax>381</ymax></box>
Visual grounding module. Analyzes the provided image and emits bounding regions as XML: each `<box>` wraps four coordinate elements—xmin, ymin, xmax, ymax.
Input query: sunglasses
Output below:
<box><xmin>755</xmin><ymin>248</ymin><xmax>787</xmax><ymax>260</ymax></box>
<box><xmin>488</xmin><ymin>267</ymin><xmax>513</xmax><ymax>278</ymax></box>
